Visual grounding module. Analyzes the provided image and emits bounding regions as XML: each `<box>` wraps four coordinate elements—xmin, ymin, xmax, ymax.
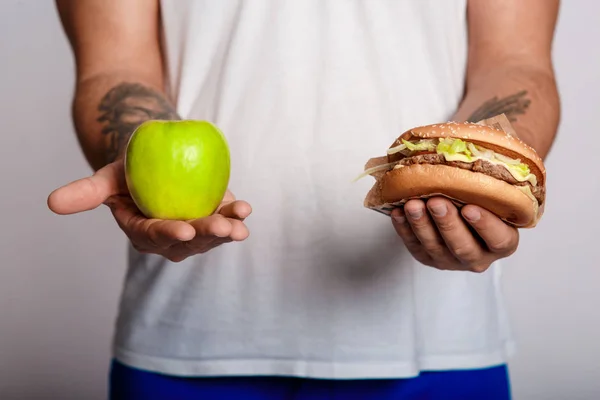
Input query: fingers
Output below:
<box><xmin>187</xmin><ymin>214</ymin><xmax>249</xmax><ymax>241</ymax></box>
<box><xmin>391</xmin><ymin>208</ymin><xmax>434</xmax><ymax>266</ymax></box>
<box><xmin>217</xmin><ymin>200</ymin><xmax>252</xmax><ymax>220</ymax></box>
<box><xmin>392</xmin><ymin>198</ymin><xmax>519</xmax><ymax>273</ymax></box>
<box><xmin>402</xmin><ymin>199</ymin><xmax>456</xmax><ymax>266</ymax></box>
<box><xmin>109</xmin><ymin>197</ymin><xmax>196</xmax><ymax>249</ymax></box>
<box><xmin>107</xmin><ymin>196</ymin><xmax>251</xmax><ymax>264</ymax></box>
<box><xmin>159</xmin><ymin>215</ymin><xmax>249</xmax><ymax>262</ymax></box>
<box><xmin>188</xmin><ymin>215</ymin><xmax>234</xmax><ymax>238</ymax></box>
<box><xmin>58</xmin><ymin>177</ymin><xmax>254</xmax><ymax>262</ymax></box>
<box><xmin>426</xmin><ymin>198</ymin><xmax>487</xmax><ymax>269</ymax></box>
<box><xmin>228</xmin><ymin>218</ymin><xmax>250</xmax><ymax>241</ymax></box>
<box><xmin>461</xmin><ymin>205</ymin><xmax>519</xmax><ymax>256</ymax></box>
<box><xmin>47</xmin><ymin>161</ymin><xmax>126</xmax><ymax>215</ymax></box>
<box><xmin>186</xmin><ymin>198</ymin><xmax>252</xmax><ymax>243</ymax></box>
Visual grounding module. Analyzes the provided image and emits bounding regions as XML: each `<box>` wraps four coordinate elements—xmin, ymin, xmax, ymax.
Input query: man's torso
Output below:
<box><xmin>112</xmin><ymin>0</ymin><xmax>514</xmax><ymax>379</ymax></box>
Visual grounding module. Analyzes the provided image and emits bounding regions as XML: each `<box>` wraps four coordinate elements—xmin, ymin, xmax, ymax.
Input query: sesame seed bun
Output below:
<box><xmin>365</xmin><ymin>121</ymin><xmax>547</xmax><ymax>229</ymax></box>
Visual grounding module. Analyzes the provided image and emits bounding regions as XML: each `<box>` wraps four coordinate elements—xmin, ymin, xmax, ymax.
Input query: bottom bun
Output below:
<box><xmin>378</xmin><ymin>164</ymin><xmax>543</xmax><ymax>228</ymax></box>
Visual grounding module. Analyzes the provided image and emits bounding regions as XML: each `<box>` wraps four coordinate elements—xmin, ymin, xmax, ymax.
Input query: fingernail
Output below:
<box><xmin>406</xmin><ymin>208</ymin><xmax>423</xmax><ymax>220</ymax></box>
<box><xmin>393</xmin><ymin>215</ymin><xmax>406</xmax><ymax>224</ymax></box>
<box><xmin>429</xmin><ymin>204</ymin><xmax>447</xmax><ymax>217</ymax></box>
<box><xmin>463</xmin><ymin>208</ymin><xmax>481</xmax><ymax>222</ymax></box>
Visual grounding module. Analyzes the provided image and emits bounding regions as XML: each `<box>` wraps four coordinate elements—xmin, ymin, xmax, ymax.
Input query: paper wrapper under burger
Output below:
<box><xmin>362</xmin><ymin>114</ymin><xmax>545</xmax><ymax>227</ymax></box>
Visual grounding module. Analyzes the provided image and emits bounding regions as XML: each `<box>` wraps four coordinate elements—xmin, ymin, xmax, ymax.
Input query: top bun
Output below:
<box><xmin>387</xmin><ymin>121</ymin><xmax>546</xmax><ymax>187</ymax></box>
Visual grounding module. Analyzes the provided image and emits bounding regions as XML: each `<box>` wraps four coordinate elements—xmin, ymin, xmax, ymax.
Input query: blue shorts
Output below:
<box><xmin>109</xmin><ymin>360</ymin><xmax>511</xmax><ymax>400</ymax></box>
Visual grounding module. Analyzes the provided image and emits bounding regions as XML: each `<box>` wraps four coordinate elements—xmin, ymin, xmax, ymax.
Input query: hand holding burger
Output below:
<box><xmin>391</xmin><ymin>195</ymin><xmax>520</xmax><ymax>273</ymax></box>
<box><xmin>361</xmin><ymin>119</ymin><xmax>546</xmax><ymax>272</ymax></box>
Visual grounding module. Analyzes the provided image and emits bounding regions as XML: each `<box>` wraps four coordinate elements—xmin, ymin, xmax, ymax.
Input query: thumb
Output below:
<box><xmin>47</xmin><ymin>160</ymin><xmax>126</xmax><ymax>215</ymax></box>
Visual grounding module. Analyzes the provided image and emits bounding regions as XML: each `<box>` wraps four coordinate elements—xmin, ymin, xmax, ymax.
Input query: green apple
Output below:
<box><xmin>124</xmin><ymin>120</ymin><xmax>231</xmax><ymax>220</ymax></box>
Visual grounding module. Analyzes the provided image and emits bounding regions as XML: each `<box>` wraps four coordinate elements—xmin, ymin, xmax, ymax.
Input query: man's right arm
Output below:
<box><xmin>56</xmin><ymin>0</ymin><xmax>177</xmax><ymax>170</ymax></box>
<box><xmin>50</xmin><ymin>0</ymin><xmax>252</xmax><ymax>262</ymax></box>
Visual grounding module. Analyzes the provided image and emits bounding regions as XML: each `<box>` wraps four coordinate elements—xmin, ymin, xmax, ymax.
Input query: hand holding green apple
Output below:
<box><xmin>47</xmin><ymin>120</ymin><xmax>251</xmax><ymax>262</ymax></box>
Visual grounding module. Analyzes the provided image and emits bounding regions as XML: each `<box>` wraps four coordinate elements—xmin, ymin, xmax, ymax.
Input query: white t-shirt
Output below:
<box><xmin>112</xmin><ymin>0</ymin><xmax>515</xmax><ymax>379</ymax></box>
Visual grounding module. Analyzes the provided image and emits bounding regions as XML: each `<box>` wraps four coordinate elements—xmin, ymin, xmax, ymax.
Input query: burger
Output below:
<box><xmin>360</xmin><ymin>120</ymin><xmax>546</xmax><ymax>228</ymax></box>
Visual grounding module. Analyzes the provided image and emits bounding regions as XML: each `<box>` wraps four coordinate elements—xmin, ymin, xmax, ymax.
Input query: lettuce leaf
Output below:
<box><xmin>401</xmin><ymin>139</ymin><xmax>436</xmax><ymax>152</ymax></box>
<box><xmin>436</xmin><ymin>138</ymin><xmax>472</xmax><ymax>160</ymax></box>
<box><xmin>507</xmin><ymin>163</ymin><xmax>531</xmax><ymax>177</ymax></box>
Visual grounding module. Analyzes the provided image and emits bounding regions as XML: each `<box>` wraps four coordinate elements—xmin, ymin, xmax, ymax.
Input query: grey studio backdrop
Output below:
<box><xmin>1</xmin><ymin>1</ymin><xmax>598</xmax><ymax>399</ymax></box>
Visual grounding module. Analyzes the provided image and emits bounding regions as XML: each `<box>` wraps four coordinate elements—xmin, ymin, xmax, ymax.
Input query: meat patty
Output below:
<box><xmin>398</xmin><ymin>153</ymin><xmax>545</xmax><ymax>203</ymax></box>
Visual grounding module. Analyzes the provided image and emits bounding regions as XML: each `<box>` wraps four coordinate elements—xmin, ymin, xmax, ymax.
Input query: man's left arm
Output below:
<box><xmin>391</xmin><ymin>0</ymin><xmax>560</xmax><ymax>272</ymax></box>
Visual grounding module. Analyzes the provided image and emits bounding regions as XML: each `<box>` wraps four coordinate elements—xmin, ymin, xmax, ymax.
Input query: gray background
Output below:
<box><xmin>1</xmin><ymin>1</ymin><xmax>598</xmax><ymax>399</ymax></box>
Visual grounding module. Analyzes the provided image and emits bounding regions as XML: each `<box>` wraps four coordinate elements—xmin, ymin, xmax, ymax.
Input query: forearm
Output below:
<box><xmin>452</xmin><ymin>64</ymin><xmax>560</xmax><ymax>161</ymax></box>
<box><xmin>72</xmin><ymin>74</ymin><xmax>179</xmax><ymax>171</ymax></box>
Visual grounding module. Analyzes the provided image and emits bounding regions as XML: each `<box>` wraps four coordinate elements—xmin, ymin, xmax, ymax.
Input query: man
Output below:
<box><xmin>49</xmin><ymin>0</ymin><xmax>560</xmax><ymax>398</ymax></box>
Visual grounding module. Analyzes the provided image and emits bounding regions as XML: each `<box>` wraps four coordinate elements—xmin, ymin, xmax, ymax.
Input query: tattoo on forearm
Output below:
<box><xmin>466</xmin><ymin>90</ymin><xmax>531</xmax><ymax>123</ymax></box>
<box><xmin>97</xmin><ymin>82</ymin><xmax>180</xmax><ymax>162</ymax></box>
